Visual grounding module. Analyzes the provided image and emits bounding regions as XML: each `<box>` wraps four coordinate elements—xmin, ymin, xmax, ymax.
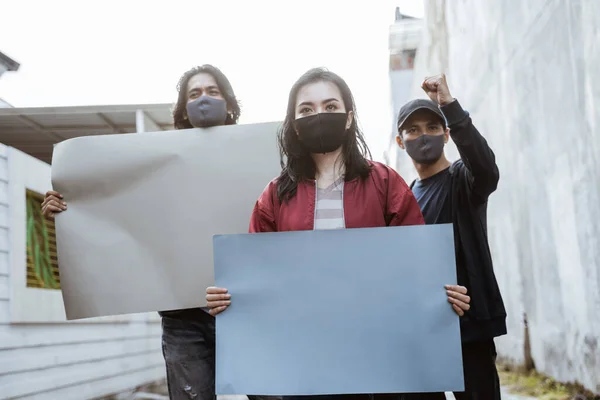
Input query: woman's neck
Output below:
<box><xmin>312</xmin><ymin>147</ymin><xmax>344</xmax><ymax>183</ymax></box>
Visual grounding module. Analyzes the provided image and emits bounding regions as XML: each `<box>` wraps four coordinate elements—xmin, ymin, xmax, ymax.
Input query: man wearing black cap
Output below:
<box><xmin>396</xmin><ymin>74</ymin><xmax>506</xmax><ymax>400</ymax></box>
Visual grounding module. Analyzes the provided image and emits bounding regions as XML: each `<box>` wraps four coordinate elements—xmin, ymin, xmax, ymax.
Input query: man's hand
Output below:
<box><xmin>41</xmin><ymin>190</ymin><xmax>67</xmax><ymax>218</ymax></box>
<box><xmin>446</xmin><ymin>284</ymin><xmax>471</xmax><ymax>316</ymax></box>
<box><xmin>421</xmin><ymin>74</ymin><xmax>454</xmax><ymax>106</ymax></box>
<box><xmin>206</xmin><ymin>286</ymin><xmax>231</xmax><ymax>316</ymax></box>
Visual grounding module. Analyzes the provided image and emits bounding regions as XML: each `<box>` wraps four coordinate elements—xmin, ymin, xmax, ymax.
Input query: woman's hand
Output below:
<box><xmin>446</xmin><ymin>284</ymin><xmax>470</xmax><ymax>316</ymax></box>
<box><xmin>41</xmin><ymin>190</ymin><xmax>67</xmax><ymax>217</ymax></box>
<box><xmin>206</xmin><ymin>286</ymin><xmax>231</xmax><ymax>316</ymax></box>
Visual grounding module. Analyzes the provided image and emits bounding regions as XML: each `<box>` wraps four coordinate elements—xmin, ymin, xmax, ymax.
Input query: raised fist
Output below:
<box><xmin>421</xmin><ymin>74</ymin><xmax>454</xmax><ymax>106</ymax></box>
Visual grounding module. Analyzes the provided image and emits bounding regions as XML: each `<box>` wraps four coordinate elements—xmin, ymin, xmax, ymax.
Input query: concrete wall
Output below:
<box><xmin>0</xmin><ymin>144</ymin><xmax>165</xmax><ymax>399</ymax></box>
<box><xmin>396</xmin><ymin>0</ymin><xmax>600</xmax><ymax>394</ymax></box>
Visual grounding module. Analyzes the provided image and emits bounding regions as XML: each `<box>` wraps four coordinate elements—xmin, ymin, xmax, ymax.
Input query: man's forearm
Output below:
<box><xmin>441</xmin><ymin>99</ymin><xmax>500</xmax><ymax>200</ymax></box>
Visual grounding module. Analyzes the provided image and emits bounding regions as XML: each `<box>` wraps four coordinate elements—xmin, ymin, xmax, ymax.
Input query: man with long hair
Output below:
<box><xmin>42</xmin><ymin>64</ymin><xmax>247</xmax><ymax>400</ymax></box>
<box><xmin>159</xmin><ymin>64</ymin><xmax>242</xmax><ymax>400</ymax></box>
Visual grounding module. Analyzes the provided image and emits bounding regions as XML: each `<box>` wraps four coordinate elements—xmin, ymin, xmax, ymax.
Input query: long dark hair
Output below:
<box><xmin>172</xmin><ymin>64</ymin><xmax>241</xmax><ymax>129</ymax></box>
<box><xmin>277</xmin><ymin>67</ymin><xmax>372</xmax><ymax>202</ymax></box>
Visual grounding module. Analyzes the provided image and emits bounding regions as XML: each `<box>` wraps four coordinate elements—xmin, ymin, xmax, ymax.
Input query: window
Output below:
<box><xmin>9</xmin><ymin>146</ymin><xmax>131</xmax><ymax>323</ymax></box>
<box><xmin>390</xmin><ymin>49</ymin><xmax>416</xmax><ymax>71</ymax></box>
<box><xmin>25</xmin><ymin>189</ymin><xmax>61</xmax><ymax>289</ymax></box>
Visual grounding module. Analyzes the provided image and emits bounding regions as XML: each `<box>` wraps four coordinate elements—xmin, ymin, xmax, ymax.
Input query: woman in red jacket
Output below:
<box><xmin>206</xmin><ymin>68</ymin><xmax>471</xmax><ymax>399</ymax></box>
<box><xmin>208</xmin><ymin>67</ymin><xmax>470</xmax><ymax>317</ymax></box>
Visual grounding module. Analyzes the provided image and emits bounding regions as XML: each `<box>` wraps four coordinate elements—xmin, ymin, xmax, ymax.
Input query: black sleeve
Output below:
<box><xmin>441</xmin><ymin>99</ymin><xmax>499</xmax><ymax>203</ymax></box>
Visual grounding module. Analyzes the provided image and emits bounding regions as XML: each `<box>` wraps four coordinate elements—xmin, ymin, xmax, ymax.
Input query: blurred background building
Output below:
<box><xmin>388</xmin><ymin>0</ymin><xmax>600</xmax><ymax>395</ymax></box>
<box><xmin>385</xmin><ymin>7</ymin><xmax>422</xmax><ymax>172</ymax></box>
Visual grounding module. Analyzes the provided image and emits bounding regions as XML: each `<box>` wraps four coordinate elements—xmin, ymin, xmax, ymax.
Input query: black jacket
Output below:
<box><xmin>413</xmin><ymin>100</ymin><xmax>507</xmax><ymax>342</ymax></box>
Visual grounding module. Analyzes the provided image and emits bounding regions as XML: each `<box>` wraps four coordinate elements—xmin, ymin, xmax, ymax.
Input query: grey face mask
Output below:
<box><xmin>404</xmin><ymin>134</ymin><xmax>445</xmax><ymax>165</ymax></box>
<box><xmin>186</xmin><ymin>96</ymin><xmax>228</xmax><ymax>128</ymax></box>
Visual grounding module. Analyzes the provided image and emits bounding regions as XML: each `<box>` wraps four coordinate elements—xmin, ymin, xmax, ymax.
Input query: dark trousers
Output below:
<box><xmin>402</xmin><ymin>339</ymin><xmax>501</xmax><ymax>400</ymax></box>
<box><xmin>161</xmin><ymin>313</ymin><xmax>216</xmax><ymax>400</ymax></box>
<box><xmin>161</xmin><ymin>313</ymin><xmax>281</xmax><ymax>400</ymax></box>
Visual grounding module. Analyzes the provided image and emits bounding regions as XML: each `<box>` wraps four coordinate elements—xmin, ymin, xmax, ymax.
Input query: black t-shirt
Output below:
<box><xmin>411</xmin><ymin>167</ymin><xmax>452</xmax><ymax>224</ymax></box>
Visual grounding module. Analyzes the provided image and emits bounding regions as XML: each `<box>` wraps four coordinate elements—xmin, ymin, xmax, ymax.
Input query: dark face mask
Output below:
<box><xmin>186</xmin><ymin>96</ymin><xmax>228</xmax><ymax>128</ymax></box>
<box><xmin>403</xmin><ymin>134</ymin><xmax>445</xmax><ymax>165</ymax></box>
<box><xmin>294</xmin><ymin>113</ymin><xmax>348</xmax><ymax>154</ymax></box>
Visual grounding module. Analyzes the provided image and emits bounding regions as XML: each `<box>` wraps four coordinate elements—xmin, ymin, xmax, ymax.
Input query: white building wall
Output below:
<box><xmin>0</xmin><ymin>146</ymin><xmax>9</xmax><ymax>328</ymax></box>
<box><xmin>399</xmin><ymin>0</ymin><xmax>600</xmax><ymax>394</ymax></box>
<box><xmin>0</xmin><ymin>144</ymin><xmax>165</xmax><ymax>400</ymax></box>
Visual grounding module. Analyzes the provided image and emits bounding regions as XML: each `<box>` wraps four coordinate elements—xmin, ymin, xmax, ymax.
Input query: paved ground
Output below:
<box><xmin>500</xmin><ymin>388</ymin><xmax>538</xmax><ymax>400</ymax></box>
<box><xmin>446</xmin><ymin>389</ymin><xmax>537</xmax><ymax>400</ymax></box>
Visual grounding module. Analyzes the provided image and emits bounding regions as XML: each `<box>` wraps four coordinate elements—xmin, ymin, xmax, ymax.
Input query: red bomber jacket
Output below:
<box><xmin>249</xmin><ymin>161</ymin><xmax>425</xmax><ymax>233</ymax></box>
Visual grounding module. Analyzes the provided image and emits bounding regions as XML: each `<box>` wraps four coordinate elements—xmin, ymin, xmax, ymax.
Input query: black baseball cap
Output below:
<box><xmin>396</xmin><ymin>99</ymin><xmax>447</xmax><ymax>132</ymax></box>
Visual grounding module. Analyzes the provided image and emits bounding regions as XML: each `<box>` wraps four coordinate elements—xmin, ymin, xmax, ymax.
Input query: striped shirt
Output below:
<box><xmin>314</xmin><ymin>177</ymin><xmax>346</xmax><ymax>230</ymax></box>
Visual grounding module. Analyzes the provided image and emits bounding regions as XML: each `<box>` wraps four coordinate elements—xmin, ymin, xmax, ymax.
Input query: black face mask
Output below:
<box><xmin>403</xmin><ymin>134</ymin><xmax>445</xmax><ymax>165</ymax></box>
<box><xmin>186</xmin><ymin>96</ymin><xmax>228</xmax><ymax>128</ymax></box>
<box><xmin>294</xmin><ymin>113</ymin><xmax>348</xmax><ymax>154</ymax></box>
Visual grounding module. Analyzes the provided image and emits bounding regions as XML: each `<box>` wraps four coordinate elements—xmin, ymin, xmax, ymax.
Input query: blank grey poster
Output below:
<box><xmin>51</xmin><ymin>122</ymin><xmax>281</xmax><ymax>319</ymax></box>
<box><xmin>213</xmin><ymin>224</ymin><xmax>464</xmax><ymax>395</ymax></box>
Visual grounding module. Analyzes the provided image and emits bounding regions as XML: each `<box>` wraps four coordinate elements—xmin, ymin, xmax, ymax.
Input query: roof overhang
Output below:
<box><xmin>0</xmin><ymin>51</ymin><xmax>20</xmax><ymax>72</ymax></box>
<box><xmin>0</xmin><ymin>103</ymin><xmax>175</xmax><ymax>164</ymax></box>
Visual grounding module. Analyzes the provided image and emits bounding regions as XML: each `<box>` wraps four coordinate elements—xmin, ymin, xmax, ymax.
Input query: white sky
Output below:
<box><xmin>0</xmin><ymin>0</ymin><xmax>423</xmax><ymax>161</ymax></box>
